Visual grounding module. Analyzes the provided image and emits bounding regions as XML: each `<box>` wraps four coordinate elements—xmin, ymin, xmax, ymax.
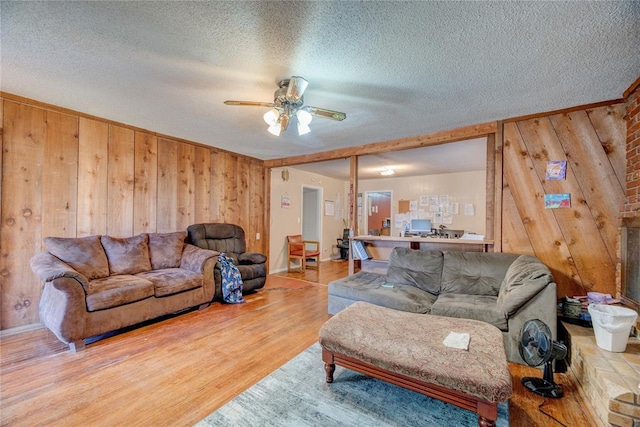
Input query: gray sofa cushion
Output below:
<box><xmin>386</xmin><ymin>248</ymin><xmax>443</xmax><ymax>295</ymax></box>
<box><xmin>497</xmin><ymin>255</ymin><xmax>553</xmax><ymax>316</ymax></box>
<box><xmin>441</xmin><ymin>252</ymin><xmax>519</xmax><ymax>296</ymax></box>
<box><xmin>430</xmin><ymin>293</ymin><xmax>508</xmax><ymax>331</ymax></box>
<box><xmin>329</xmin><ymin>271</ymin><xmax>437</xmax><ymax>313</ymax></box>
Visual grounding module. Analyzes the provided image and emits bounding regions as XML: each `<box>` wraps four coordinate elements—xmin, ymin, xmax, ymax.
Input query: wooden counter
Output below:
<box><xmin>349</xmin><ymin>235</ymin><xmax>494</xmax><ymax>274</ymax></box>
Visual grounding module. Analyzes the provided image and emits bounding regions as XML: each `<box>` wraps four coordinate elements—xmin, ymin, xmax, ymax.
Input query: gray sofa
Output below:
<box><xmin>328</xmin><ymin>247</ymin><xmax>557</xmax><ymax>365</ymax></box>
<box><xmin>30</xmin><ymin>231</ymin><xmax>218</xmax><ymax>351</ymax></box>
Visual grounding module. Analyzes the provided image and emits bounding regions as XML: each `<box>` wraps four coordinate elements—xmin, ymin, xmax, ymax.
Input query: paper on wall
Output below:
<box><xmin>464</xmin><ymin>203</ymin><xmax>475</xmax><ymax>216</ymax></box>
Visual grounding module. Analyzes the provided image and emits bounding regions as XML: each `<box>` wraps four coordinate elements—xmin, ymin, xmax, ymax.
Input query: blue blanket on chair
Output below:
<box><xmin>218</xmin><ymin>253</ymin><xmax>245</xmax><ymax>304</ymax></box>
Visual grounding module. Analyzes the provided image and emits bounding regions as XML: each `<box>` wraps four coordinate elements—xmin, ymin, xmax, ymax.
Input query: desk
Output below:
<box><xmin>349</xmin><ymin>235</ymin><xmax>494</xmax><ymax>274</ymax></box>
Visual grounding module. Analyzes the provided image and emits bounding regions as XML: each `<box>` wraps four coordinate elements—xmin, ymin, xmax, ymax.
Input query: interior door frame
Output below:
<box><xmin>364</xmin><ymin>190</ymin><xmax>392</xmax><ymax>235</ymax></box>
<box><xmin>301</xmin><ymin>184</ymin><xmax>323</xmax><ymax>251</ymax></box>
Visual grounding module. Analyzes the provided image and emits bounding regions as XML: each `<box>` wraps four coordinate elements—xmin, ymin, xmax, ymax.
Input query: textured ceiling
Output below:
<box><xmin>2</xmin><ymin>1</ymin><xmax>639</xmax><ymax>162</ymax></box>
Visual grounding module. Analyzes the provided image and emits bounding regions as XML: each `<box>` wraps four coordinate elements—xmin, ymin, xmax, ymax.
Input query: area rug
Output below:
<box><xmin>196</xmin><ymin>343</ymin><xmax>509</xmax><ymax>427</ymax></box>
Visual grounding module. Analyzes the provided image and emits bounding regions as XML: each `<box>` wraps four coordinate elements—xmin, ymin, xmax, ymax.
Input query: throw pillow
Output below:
<box><xmin>147</xmin><ymin>231</ymin><xmax>186</xmax><ymax>269</ymax></box>
<box><xmin>497</xmin><ymin>255</ymin><xmax>553</xmax><ymax>316</ymax></box>
<box><xmin>101</xmin><ymin>234</ymin><xmax>152</xmax><ymax>275</ymax></box>
<box><xmin>44</xmin><ymin>235</ymin><xmax>110</xmax><ymax>280</ymax></box>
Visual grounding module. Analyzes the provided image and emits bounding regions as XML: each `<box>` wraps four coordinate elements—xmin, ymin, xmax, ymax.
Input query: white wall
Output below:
<box><xmin>270</xmin><ymin>167</ymin><xmax>347</xmax><ymax>272</ymax></box>
<box><xmin>358</xmin><ymin>170</ymin><xmax>486</xmax><ymax>237</ymax></box>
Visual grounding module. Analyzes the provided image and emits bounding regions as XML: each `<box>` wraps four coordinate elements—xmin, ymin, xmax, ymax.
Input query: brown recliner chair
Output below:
<box><xmin>187</xmin><ymin>223</ymin><xmax>267</xmax><ymax>299</ymax></box>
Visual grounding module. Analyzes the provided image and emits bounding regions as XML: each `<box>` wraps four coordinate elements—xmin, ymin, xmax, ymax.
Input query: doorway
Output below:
<box><xmin>364</xmin><ymin>191</ymin><xmax>392</xmax><ymax>236</ymax></box>
<box><xmin>302</xmin><ymin>185</ymin><xmax>322</xmax><ymax>249</ymax></box>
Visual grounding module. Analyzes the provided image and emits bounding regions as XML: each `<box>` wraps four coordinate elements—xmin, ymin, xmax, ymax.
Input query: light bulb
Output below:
<box><xmin>298</xmin><ymin>122</ymin><xmax>311</xmax><ymax>136</ymax></box>
<box><xmin>296</xmin><ymin>109</ymin><xmax>313</xmax><ymax>125</ymax></box>
<box><xmin>263</xmin><ymin>109</ymin><xmax>280</xmax><ymax>126</ymax></box>
<box><xmin>267</xmin><ymin>123</ymin><xmax>282</xmax><ymax>136</ymax></box>
<box><xmin>380</xmin><ymin>168</ymin><xmax>395</xmax><ymax>176</ymax></box>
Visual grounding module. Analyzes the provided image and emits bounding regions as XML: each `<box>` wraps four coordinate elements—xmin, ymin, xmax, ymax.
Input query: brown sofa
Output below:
<box><xmin>30</xmin><ymin>231</ymin><xmax>218</xmax><ymax>351</ymax></box>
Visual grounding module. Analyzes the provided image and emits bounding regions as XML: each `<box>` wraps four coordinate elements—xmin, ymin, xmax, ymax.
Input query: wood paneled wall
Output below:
<box><xmin>501</xmin><ymin>103</ymin><xmax>627</xmax><ymax>298</ymax></box>
<box><xmin>0</xmin><ymin>97</ymin><xmax>265</xmax><ymax>329</ymax></box>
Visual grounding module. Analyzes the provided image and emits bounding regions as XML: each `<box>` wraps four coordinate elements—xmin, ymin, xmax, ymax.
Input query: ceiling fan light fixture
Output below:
<box><xmin>297</xmin><ymin>122</ymin><xmax>311</xmax><ymax>136</ymax></box>
<box><xmin>267</xmin><ymin>123</ymin><xmax>282</xmax><ymax>136</ymax></box>
<box><xmin>296</xmin><ymin>108</ymin><xmax>313</xmax><ymax>126</ymax></box>
<box><xmin>263</xmin><ymin>108</ymin><xmax>280</xmax><ymax>126</ymax></box>
<box><xmin>224</xmin><ymin>76</ymin><xmax>346</xmax><ymax>137</ymax></box>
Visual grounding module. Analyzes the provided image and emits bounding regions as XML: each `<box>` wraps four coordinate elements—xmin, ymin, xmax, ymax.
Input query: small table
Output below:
<box><xmin>319</xmin><ymin>302</ymin><xmax>512</xmax><ymax>427</ymax></box>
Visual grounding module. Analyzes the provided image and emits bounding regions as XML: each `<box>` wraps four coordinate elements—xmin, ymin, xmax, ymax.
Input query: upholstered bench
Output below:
<box><xmin>318</xmin><ymin>302</ymin><xmax>512</xmax><ymax>427</ymax></box>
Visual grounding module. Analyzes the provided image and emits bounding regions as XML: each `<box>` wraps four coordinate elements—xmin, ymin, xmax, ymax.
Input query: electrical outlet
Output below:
<box><xmin>256</xmin><ymin>232</ymin><xmax>260</xmax><ymax>240</ymax></box>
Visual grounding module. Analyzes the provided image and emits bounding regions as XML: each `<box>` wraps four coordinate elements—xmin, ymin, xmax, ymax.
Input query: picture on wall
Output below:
<box><xmin>546</xmin><ymin>160</ymin><xmax>567</xmax><ymax>181</ymax></box>
<box><xmin>544</xmin><ymin>193</ymin><xmax>571</xmax><ymax>209</ymax></box>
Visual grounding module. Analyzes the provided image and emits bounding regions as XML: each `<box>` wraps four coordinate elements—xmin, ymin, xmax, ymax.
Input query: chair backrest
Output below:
<box><xmin>342</xmin><ymin>229</ymin><xmax>350</xmax><ymax>240</ymax></box>
<box><xmin>287</xmin><ymin>235</ymin><xmax>304</xmax><ymax>253</ymax></box>
<box><xmin>187</xmin><ymin>223</ymin><xmax>247</xmax><ymax>255</ymax></box>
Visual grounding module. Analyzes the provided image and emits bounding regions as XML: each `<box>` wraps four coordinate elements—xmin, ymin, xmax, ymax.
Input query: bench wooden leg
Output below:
<box><xmin>478</xmin><ymin>416</ymin><xmax>495</xmax><ymax>427</ymax></box>
<box><xmin>476</xmin><ymin>400</ymin><xmax>497</xmax><ymax>427</ymax></box>
<box><xmin>324</xmin><ymin>363</ymin><xmax>335</xmax><ymax>383</ymax></box>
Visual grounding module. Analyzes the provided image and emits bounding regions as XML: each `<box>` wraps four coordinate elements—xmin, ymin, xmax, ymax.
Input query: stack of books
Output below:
<box><xmin>351</xmin><ymin>240</ymin><xmax>371</xmax><ymax>260</ymax></box>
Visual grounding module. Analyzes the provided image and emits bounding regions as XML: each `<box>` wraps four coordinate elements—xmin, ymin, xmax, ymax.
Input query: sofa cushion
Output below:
<box><xmin>497</xmin><ymin>255</ymin><xmax>553</xmax><ymax>316</ymax></box>
<box><xmin>329</xmin><ymin>271</ymin><xmax>437</xmax><ymax>313</ymax></box>
<box><xmin>147</xmin><ymin>231</ymin><xmax>186</xmax><ymax>270</ymax></box>
<box><xmin>85</xmin><ymin>275</ymin><xmax>154</xmax><ymax>311</ymax></box>
<box><xmin>135</xmin><ymin>268</ymin><xmax>203</xmax><ymax>297</ymax></box>
<box><xmin>237</xmin><ymin>263</ymin><xmax>267</xmax><ymax>280</ymax></box>
<box><xmin>101</xmin><ymin>234</ymin><xmax>152</xmax><ymax>275</ymax></box>
<box><xmin>441</xmin><ymin>252</ymin><xmax>519</xmax><ymax>296</ymax></box>
<box><xmin>430</xmin><ymin>293</ymin><xmax>508</xmax><ymax>331</ymax></box>
<box><xmin>44</xmin><ymin>235</ymin><xmax>110</xmax><ymax>280</ymax></box>
<box><xmin>386</xmin><ymin>248</ymin><xmax>443</xmax><ymax>295</ymax></box>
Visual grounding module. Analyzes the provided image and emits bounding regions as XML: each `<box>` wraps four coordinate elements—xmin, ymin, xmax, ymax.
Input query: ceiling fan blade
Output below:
<box><xmin>224</xmin><ymin>101</ymin><xmax>275</xmax><ymax>107</ymax></box>
<box><xmin>308</xmin><ymin>106</ymin><xmax>346</xmax><ymax>121</ymax></box>
<box><xmin>286</xmin><ymin>76</ymin><xmax>308</xmax><ymax>103</ymax></box>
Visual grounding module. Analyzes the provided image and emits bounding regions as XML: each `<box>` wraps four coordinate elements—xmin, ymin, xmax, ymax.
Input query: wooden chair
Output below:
<box><xmin>287</xmin><ymin>234</ymin><xmax>320</xmax><ymax>272</ymax></box>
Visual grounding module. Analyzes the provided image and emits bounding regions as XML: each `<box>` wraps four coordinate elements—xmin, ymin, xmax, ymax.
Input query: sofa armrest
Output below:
<box><xmin>504</xmin><ymin>282</ymin><xmax>557</xmax><ymax>365</ymax></box>
<box><xmin>238</xmin><ymin>252</ymin><xmax>266</xmax><ymax>265</ymax></box>
<box><xmin>180</xmin><ymin>244</ymin><xmax>218</xmax><ymax>302</ymax></box>
<box><xmin>38</xmin><ymin>276</ymin><xmax>89</xmax><ymax>347</ymax></box>
<box><xmin>30</xmin><ymin>252</ymin><xmax>89</xmax><ymax>288</ymax></box>
<box><xmin>180</xmin><ymin>244</ymin><xmax>219</xmax><ymax>273</ymax></box>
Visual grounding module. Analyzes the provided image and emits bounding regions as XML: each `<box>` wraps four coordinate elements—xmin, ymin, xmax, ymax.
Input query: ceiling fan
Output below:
<box><xmin>224</xmin><ymin>76</ymin><xmax>346</xmax><ymax>136</ymax></box>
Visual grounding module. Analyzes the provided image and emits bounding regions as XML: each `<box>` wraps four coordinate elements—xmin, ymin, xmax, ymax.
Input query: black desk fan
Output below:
<box><xmin>519</xmin><ymin>319</ymin><xmax>567</xmax><ymax>398</ymax></box>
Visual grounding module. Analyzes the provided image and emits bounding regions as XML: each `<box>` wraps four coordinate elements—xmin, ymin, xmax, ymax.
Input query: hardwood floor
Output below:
<box><xmin>1</xmin><ymin>260</ymin><xmax>592</xmax><ymax>426</ymax></box>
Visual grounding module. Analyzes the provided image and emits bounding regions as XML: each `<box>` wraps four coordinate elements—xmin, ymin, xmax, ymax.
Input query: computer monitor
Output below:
<box><xmin>410</xmin><ymin>219</ymin><xmax>432</xmax><ymax>234</ymax></box>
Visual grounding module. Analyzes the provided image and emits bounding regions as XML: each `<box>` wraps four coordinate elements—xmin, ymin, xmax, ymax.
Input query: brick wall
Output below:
<box><xmin>565</xmin><ymin>323</ymin><xmax>640</xmax><ymax>427</ymax></box>
<box><xmin>616</xmin><ymin>79</ymin><xmax>640</xmax><ymax>298</ymax></box>
<box><xmin>623</xmin><ymin>81</ymin><xmax>640</xmax><ymax>217</ymax></box>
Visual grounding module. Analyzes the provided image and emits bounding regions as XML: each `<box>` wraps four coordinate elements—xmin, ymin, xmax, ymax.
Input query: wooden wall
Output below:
<box><xmin>501</xmin><ymin>103</ymin><xmax>627</xmax><ymax>298</ymax></box>
<box><xmin>0</xmin><ymin>96</ymin><xmax>265</xmax><ymax>330</ymax></box>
